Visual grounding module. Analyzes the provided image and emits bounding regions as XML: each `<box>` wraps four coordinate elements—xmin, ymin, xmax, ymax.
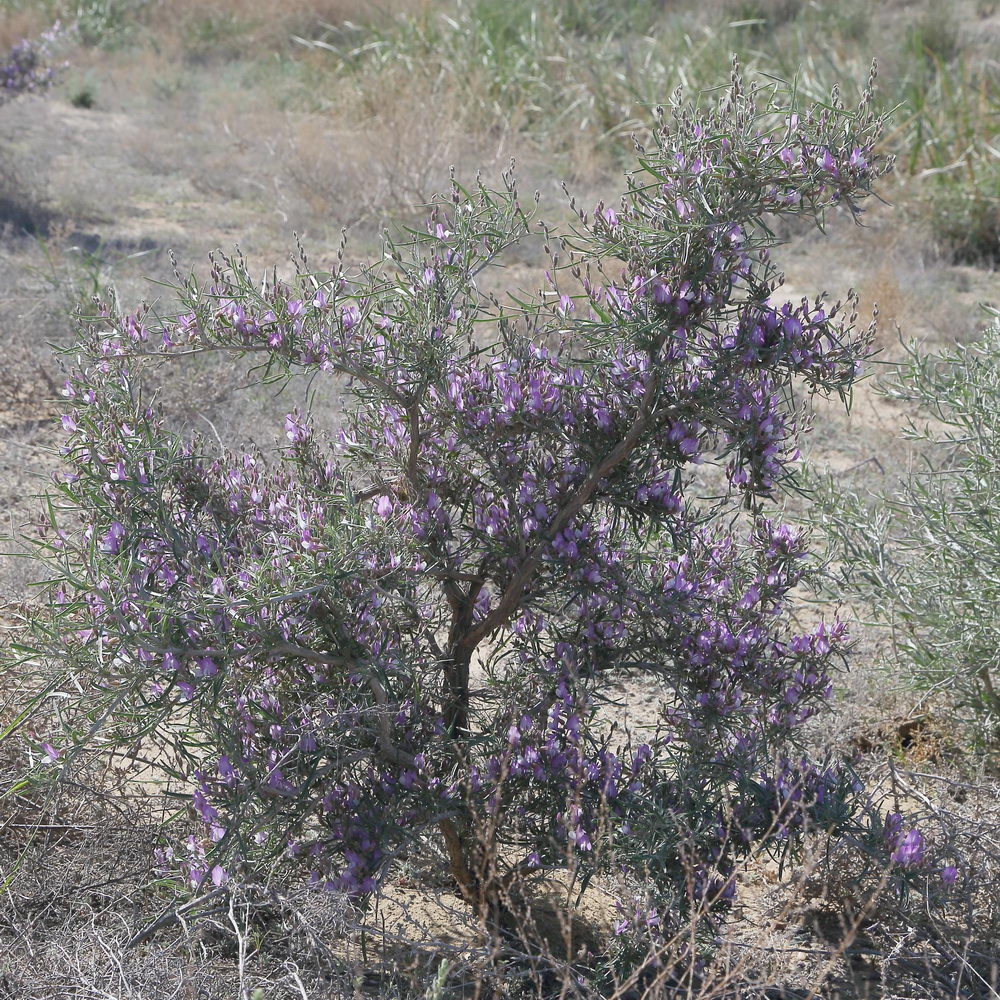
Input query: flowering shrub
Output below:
<box><xmin>1</xmin><ymin>30</ymin><xmax>62</xmax><ymax>235</ymax></box>
<box><xmin>22</xmin><ymin>67</ymin><xmax>894</xmax><ymax>979</ymax></box>
<box><xmin>0</xmin><ymin>26</ymin><xmax>61</xmax><ymax>101</ymax></box>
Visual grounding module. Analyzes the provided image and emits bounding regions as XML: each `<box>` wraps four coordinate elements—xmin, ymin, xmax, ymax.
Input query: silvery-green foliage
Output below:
<box><xmin>815</xmin><ymin>313</ymin><xmax>1000</xmax><ymax>742</ymax></box>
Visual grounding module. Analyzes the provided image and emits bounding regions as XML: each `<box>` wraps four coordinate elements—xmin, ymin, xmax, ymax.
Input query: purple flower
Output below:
<box><xmin>886</xmin><ymin>815</ymin><xmax>926</xmax><ymax>868</ymax></box>
<box><xmin>195</xmin><ymin>657</ymin><xmax>219</xmax><ymax>678</ymax></box>
<box><xmin>100</xmin><ymin>521</ymin><xmax>125</xmax><ymax>554</ymax></box>
<box><xmin>284</xmin><ymin>412</ymin><xmax>311</xmax><ymax>444</ymax></box>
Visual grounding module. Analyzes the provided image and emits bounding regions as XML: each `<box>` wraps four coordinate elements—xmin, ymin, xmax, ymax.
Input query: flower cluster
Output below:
<box><xmin>884</xmin><ymin>812</ymin><xmax>926</xmax><ymax>868</ymax></box>
<box><xmin>1</xmin><ymin>25</ymin><xmax>61</xmax><ymax>101</ymax></box>
<box><xmin>27</xmin><ymin>72</ymin><xmax>893</xmax><ymax>970</ymax></box>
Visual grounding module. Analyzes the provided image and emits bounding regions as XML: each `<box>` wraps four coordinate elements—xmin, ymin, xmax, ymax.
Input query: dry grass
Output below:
<box><xmin>284</xmin><ymin>84</ymin><xmax>509</xmax><ymax>226</ymax></box>
<box><xmin>0</xmin><ymin>8</ymin><xmax>49</xmax><ymax>52</ymax></box>
<box><xmin>143</xmin><ymin>0</ymin><xmax>428</xmax><ymax>55</ymax></box>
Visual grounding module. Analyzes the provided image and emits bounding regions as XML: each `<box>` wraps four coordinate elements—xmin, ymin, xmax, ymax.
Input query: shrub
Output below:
<box><xmin>15</xmin><ymin>66</ymin><xmax>894</xmax><ymax>989</ymax></box>
<box><xmin>0</xmin><ymin>156</ymin><xmax>54</xmax><ymax>236</ymax></box>
<box><xmin>814</xmin><ymin>315</ymin><xmax>1000</xmax><ymax>744</ymax></box>
<box><xmin>1</xmin><ymin>24</ymin><xmax>60</xmax><ymax>99</ymax></box>
<box><xmin>0</xmin><ymin>26</ymin><xmax>62</xmax><ymax>236</ymax></box>
<box><xmin>71</xmin><ymin>0</ymin><xmax>145</xmax><ymax>49</ymax></box>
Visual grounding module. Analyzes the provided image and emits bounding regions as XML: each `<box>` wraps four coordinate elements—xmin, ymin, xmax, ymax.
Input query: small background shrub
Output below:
<box><xmin>1</xmin><ymin>24</ymin><xmax>61</xmax><ymax>235</ymax></box>
<box><xmin>813</xmin><ymin>314</ymin><xmax>1000</xmax><ymax>744</ymax></box>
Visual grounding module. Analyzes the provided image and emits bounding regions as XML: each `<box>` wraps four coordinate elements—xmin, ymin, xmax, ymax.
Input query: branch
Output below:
<box><xmin>270</xmin><ymin>644</ymin><xmax>417</xmax><ymax>768</ymax></box>
<box><xmin>455</xmin><ymin>369</ymin><xmax>663</xmax><ymax>656</ymax></box>
<box><xmin>118</xmin><ymin>343</ymin><xmax>405</xmax><ymax>402</ymax></box>
<box><xmin>126</xmin><ymin>887</ymin><xmax>229</xmax><ymax>948</ymax></box>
